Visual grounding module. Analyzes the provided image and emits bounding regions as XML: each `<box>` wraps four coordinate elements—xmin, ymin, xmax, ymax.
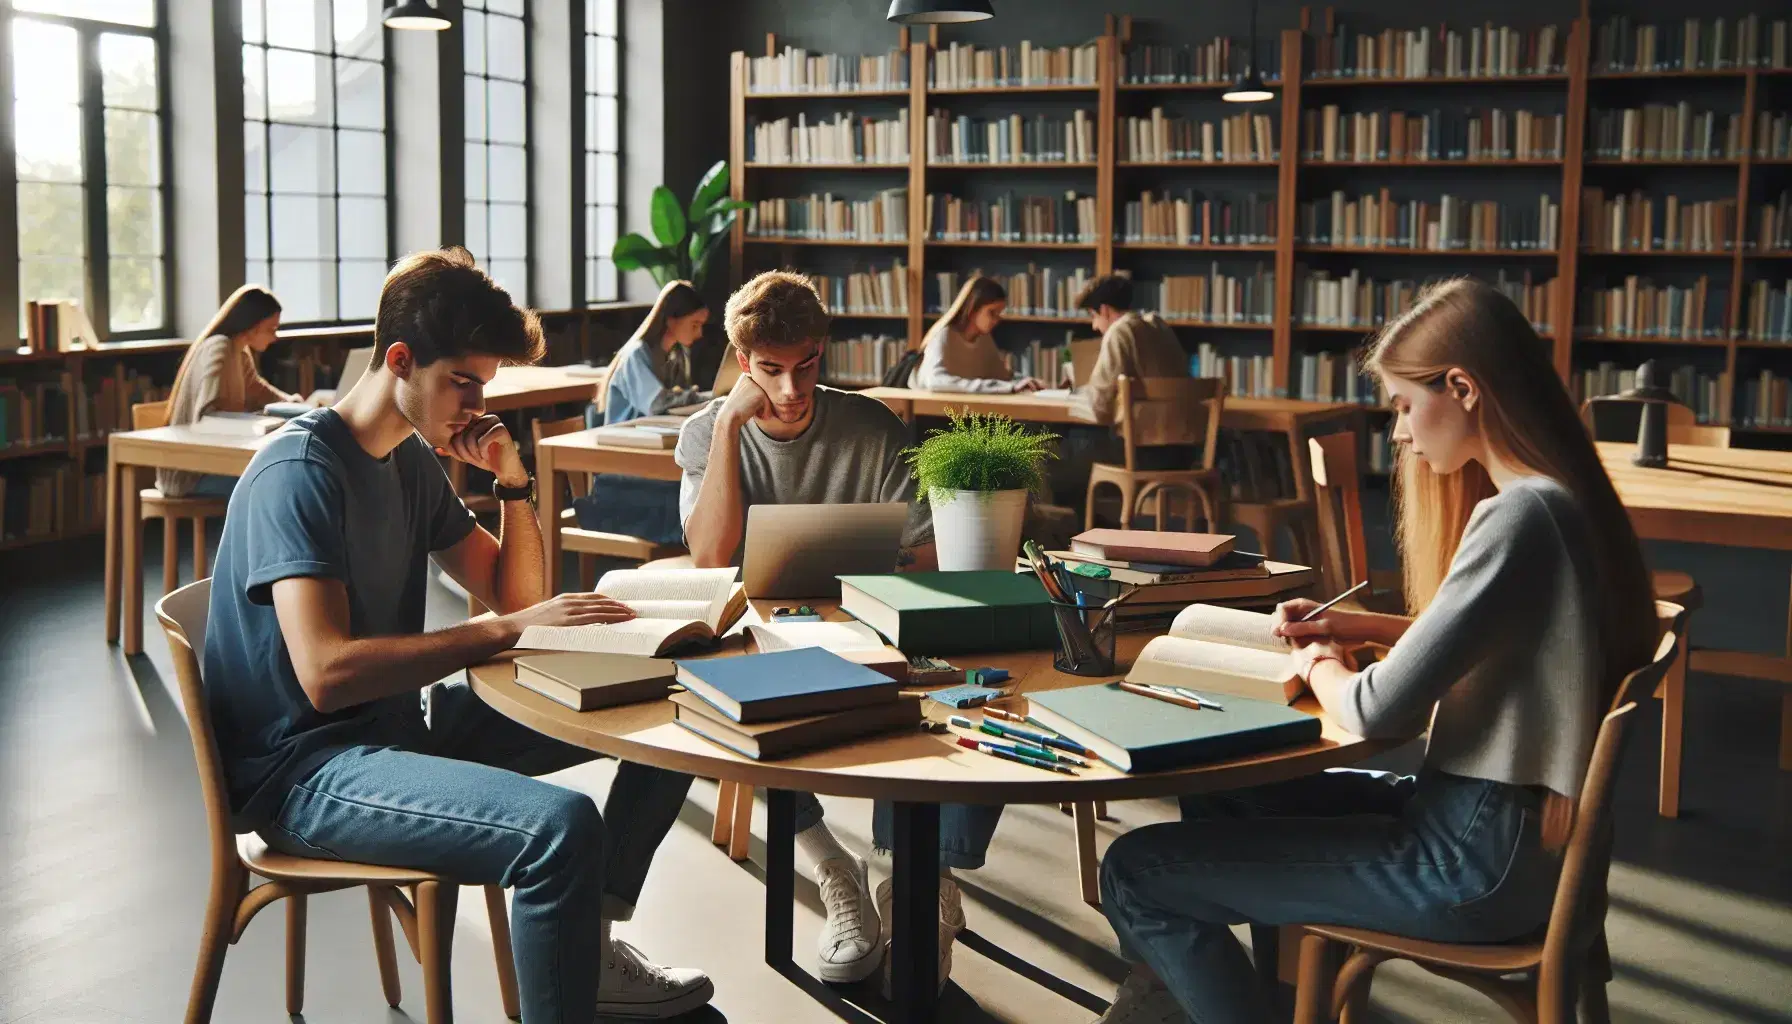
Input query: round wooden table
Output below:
<box><xmin>468</xmin><ymin>602</ymin><xmax>1393</xmax><ymax>1022</ymax></box>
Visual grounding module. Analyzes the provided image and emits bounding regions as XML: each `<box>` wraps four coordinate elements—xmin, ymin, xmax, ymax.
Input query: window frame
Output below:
<box><xmin>461</xmin><ymin>0</ymin><xmax>533</xmax><ymax>304</ymax></box>
<box><xmin>579</xmin><ymin>0</ymin><xmax>621</xmax><ymax>306</ymax></box>
<box><xmin>4</xmin><ymin>0</ymin><xmax>174</xmax><ymax>342</ymax></box>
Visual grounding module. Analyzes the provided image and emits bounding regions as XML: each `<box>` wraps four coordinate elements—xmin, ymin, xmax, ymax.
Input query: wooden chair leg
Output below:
<box><xmin>286</xmin><ymin>894</ymin><xmax>308</xmax><ymax>1015</ymax></box>
<box><xmin>416</xmin><ymin>880</ymin><xmax>459</xmax><ymax>1024</ymax></box>
<box><xmin>192</xmin><ymin>517</ymin><xmax>209</xmax><ymax>580</ymax></box>
<box><xmin>712</xmin><ymin>780</ymin><xmax>738</xmax><ymax>847</ymax></box>
<box><xmin>1116</xmin><ymin>479</ymin><xmax>1138</xmax><ymax>529</ymax></box>
<box><xmin>728</xmin><ymin>784</ymin><xmax>754</xmax><ymax>862</ymax></box>
<box><xmin>1659</xmin><ymin>626</ymin><xmax>1689</xmax><ymax>817</ymax></box>
<box><xmin>183</xmin><ymin>865</ymin><xmax>244</xmax><ymax>1024</ymax></box>
<box><xmin>368</xmin><ymin>886</ymin><xmax>403</xmax><ymax>1007</ymax></box>
<box><xmin>578</xmin><ymin>553</ymin><xmax>598</xmax><ymax>592</ymax></box>
<box><xmin>1094</xmin><ymin>800</ymin><xmax>1108</xmax><ymax>820</ymax></box>
<box><xmin>1780</xmin><ymin>692</ymin><xmax>1792</xmax><ymax>771</ymax></box>
<box><xmin>1292</xmin><ymin>933</ymin><xmax>1331</xmax><ymax>1024</ymax></box>
<box><xmin>1073</xmin><ymin>801</ymin><xmax>1100</xmax><ymax>907</ymax></box>
<box><xmin>1579</xmin><ymin>931</ymin><xmax>1613</xmax><ymax>1024</ymax></box>
<box><xmin>484</xmin><ymin>885</ymin><xmax>521</xmax><ymax>1020</ymax></box>
<box><xmin>1084</xmin><ymin>478</ymin><xmax>1102</xmax><ymax>530</ymax></box>
<box><xmin>162</xmin><ymin>516</ymin><xmax>179</xmax><ymax>595</ymax></box>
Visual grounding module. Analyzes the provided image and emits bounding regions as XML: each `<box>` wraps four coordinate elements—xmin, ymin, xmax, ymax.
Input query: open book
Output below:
<box><xmin>746</xmin><ymin>620</ymin><xmax>908</xmax><ymax>679</ymax></box>
<box><xmin>1126</xmin><ymin>604</ymin><xmax>1301</xmax><ymax>704</ymax></box>
<box><xmin>516</xmin><ymin>567</ymin><xmax>747</xmax><ymax>657</ymax></box>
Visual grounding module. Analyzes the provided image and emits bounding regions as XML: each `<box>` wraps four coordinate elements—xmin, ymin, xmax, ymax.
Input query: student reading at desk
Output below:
<box><xmin>201</xmin><ymin>248</ymin><xmax>712</xmax><ymax>1023</ymax></box>
<box><xmin>1092</xmin><ymin>279</ymin><xmax>1659</xmax><ymax>1024</ymax></box>
<box><xmin>678</xmin><ymin>271</ymin><xmax>1002</xmax><ymax>992</ymax></box>
<box><xmin>591</xmin><ymin>279</ymin><xmax>712</xmax><ymax>425</ymax></box>
<box><xmin>157</xmin><ymin>285</ymin><xmax>301</xmax><ymax>498</ymax></box>
<box><xmin>909</xmin><ymin>275</ymin><xmax>1045</xmax><ymax>393</ymax></box>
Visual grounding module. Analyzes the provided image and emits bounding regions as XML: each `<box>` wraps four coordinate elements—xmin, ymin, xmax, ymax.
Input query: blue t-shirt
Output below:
<box><xmin>203</xmin><ymin>408</ymin><xmax>476</xmax><ymax>831</ymax></box>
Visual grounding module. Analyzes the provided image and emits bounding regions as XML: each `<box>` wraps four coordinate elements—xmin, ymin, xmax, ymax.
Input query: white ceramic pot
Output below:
<box><xmin>930</xmin><ymin>488</ymin><xmax>1029</xmax><ymax>571</ymax></box>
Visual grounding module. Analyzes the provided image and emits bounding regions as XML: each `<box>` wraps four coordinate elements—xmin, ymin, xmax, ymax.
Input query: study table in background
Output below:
<box><xmin>534</xmin><ymin>429</ymin><xmax>686</xmax><ymax>598</ymax></box>
<box><xmin>468</xmin><ymin>590</ymin><xmax>1375</xmax><ymax>1024</ymax></box>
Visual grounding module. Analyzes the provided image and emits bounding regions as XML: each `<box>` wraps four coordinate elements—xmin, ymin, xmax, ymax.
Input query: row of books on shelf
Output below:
<box><xmin>1591</xmin><ymin>15</ymin><xmax>1785</xmax><ymax>73</ymax></box>
<box><xmin>1116</xmin><ymin>111</ymin><xmax>1276</xmax><ymax>164</ymax></box>
<box><xmin>928</xmin><ymin>41</ymin><xmax>1101</xmax><ymax>90</ymax></box>
<box><xmin>1580</xmin><ymin>191</ymin><xmax>1737</xmax><ymax>253</ymax></box>
<box><xmin>1</xmin><ymin>368</ymin><xmax>165</xmax><ymax>450</ymax></box>
<box><xmin>1194</xmin><ymin>346</ymin><xmax>1274</xmax><ymax>401</ymax></box>
<box><xmin>1215</xmin><ymin>429</ymin><xmax>1298</xmax><ymax>501</ymax></box>
<box><xmin>0</xmin><ymin>464</ymin><xmax>105</xmax><ymax>542</ymax></box>
<box><xmin>1120</xmin><ymin>39</ymin><xmax>1279</xmax><ymax>86</ymax></box>
<box><xmin>1118</xmin><ymin>190</ymin><xmax>1276</xmax><ymax>247</ymax></box>
<box><xmin>1744</xmin><ymin>280</ymin><xmax>1792</xmax><ymax>343</ymax></box>
<box><xmin>1302</xmin><ymin>107</ymin><xmax>1564</xmax><ymax>164</ymax></box>
<box><xmin>1294</xmin><ymin>268</ymin><xmax>1555</xmax><ymax>334</ymax></box>
<box><xmin>1762</xmin><ymin>114</ymin><xmax>1792</xmax><ymax>161</ymax></box>
<box><xmin>929</xmin><ymin>267</ymin><xmax>1096</xmax><ymax>320</ymax></box>
<box><xmin>744</xmin><ymin>189</ymin><xmax>908</xmax><ymax>242</ymax></box>
<box><xmin>1589</xmin><ymin>105</ymin><xmax>1749</xmax><ymax>162</ymax></box>
<box><xmin>746</xmin><ymin>111</ymin><xmax>909</xmax><ymax>165</ymax></box>
<box><xmin>811</xmin><ymin>261</ymin><xmax>910</xmax><ymax>317</ymax></box>
<box><xmin>925</xmin><ymin>191</ymin><xmax>1097</xmax><ymax>244</ymax></box>
<box><xmin>821</xmin><ymin>334</ymin><xmax>905</xmax><ymax>387</ymax></box>
<box><xmin>21</xmin><ymin>300</ymin><xmax>98</xmax><ymax>355</ymax></box>
<box><xmin>1578</xmin><ymin>276</ymin><xmax>1726</xmax><ymax>339</ymax></box>
<box><xmin>1293</xmin><ymin>351</ymin><xmax>1384</xmax><ymax>407</ymax></box>
<box><xmin>1577</xmin><ymin>363</ymin><xmax>1728</xmax><ymax>424</ymax></box>
<box><xmin>745</xmin><ymin>46</ymin><xmax>909</xmax><ymax>94</ymax></box>
<box><xmin>1757</xmin><ymin>193</ymin><xmax>1791</xmax><ymax>252</ymax></box>
<box><xmin>1307</xmin><ymin>22</ymin><xmax>1565</xmax><ymax>80</ymax></box>
<box><xmin>924</xmin><ymin>110</ymin><xmax>1096</xmax><ymax>165</ymax></box>
<box><xmin>1739</xmin><ymin>371</ymin><xmax>1791</xmax><ymax>428</ymax></box>
<box><xmin>1134</xmin><ymin>266</ymin><xmax>1275</xmax><ymax>325</ymax></box>
<box><xmin>1299</xmin><ymin>192</ymin><xmax>1560</xmax><ymax>252</ymax></box>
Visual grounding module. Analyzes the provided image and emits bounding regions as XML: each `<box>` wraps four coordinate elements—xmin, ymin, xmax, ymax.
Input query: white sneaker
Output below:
<box><xmin>1091</xmin><ymin>972</ymin><xmax>1188</xmax><ymax>1024</ymax></box>
<box><xmin>874</xmin><ymin>874</ymin><xmax>961</xmax><ymax>998</ymax></box>
<box><xmin>814</xmin><ymin>855</ymin><xmax>882</xmax><ymax>983</ymax></box>
<box><xmin>595</xmin><ymin>937</ymin><xmax>715</xmax><ymax>1018</ymax></box>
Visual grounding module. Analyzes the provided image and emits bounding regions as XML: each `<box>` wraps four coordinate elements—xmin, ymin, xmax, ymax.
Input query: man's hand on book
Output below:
<box><xmin>502</xmin><ymin>593</ymin><xmax>638</xmax><ymax>639</ymax></box>
<box><xmin>441</xmin><ymin>413</ymin><xmax>529</xmax><ymax>488</ymax></box>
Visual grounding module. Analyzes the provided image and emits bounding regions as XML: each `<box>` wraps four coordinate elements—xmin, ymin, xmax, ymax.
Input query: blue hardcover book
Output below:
<box><xmin>1028</xmin><ymin>683</ymin><xmax>1321</xmax><ymax>773</ymax></box>
<box><xmin>673</xmin><ymin>647</ymin><xmax>903</xmax><ymax>724</ymax></box>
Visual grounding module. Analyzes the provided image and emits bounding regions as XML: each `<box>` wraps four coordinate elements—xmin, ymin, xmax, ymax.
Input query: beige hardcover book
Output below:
<box><xmin>517</xmin><ymin>567</ymin><xmax>746</xmax><ymax>657</ymax></box>
<box><xmin>514</xmin><ymin>652</ymin><xmax>677</xmax><ymax>711</ymax></box>
<box><xmin>1125</xmin><ymin>604</ymin><xmax>1302</xmax><ymax>704</ymax></box>
<box><xmin>745</xmin><ymin>620</ymin><xmax>908</xmax><ymax>680</ymax></box>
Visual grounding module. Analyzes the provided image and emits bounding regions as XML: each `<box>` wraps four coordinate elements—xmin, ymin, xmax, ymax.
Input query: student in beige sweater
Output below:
<box><xmin>157</xmin><ymin>285</ymin><xmax>299</xmax><ymax>497</ymax></box>
<box><xmin>909</xmin><ymin>276</ymin><xmax>1044</xmax><ymax>393</ymax></box>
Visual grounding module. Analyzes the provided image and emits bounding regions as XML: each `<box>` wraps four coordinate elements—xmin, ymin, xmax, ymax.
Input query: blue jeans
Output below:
<box><xmin>792</xmin><ymin>792</ymin><xmax>1004</xmax><ymax>871</ymax></box>
<box><xmin>261</xmin><ymin>679</ymin><xmax>694</xmax><ymax>1024</ymax></box>
<box><xmin>1101</xmin><ymin>769</ymin><xmax>1559</xmax><ymax>1023</ymax></box>
<box><xmin>190</xmin><ymin>473</ymin><xmax>237</xmax><ymax>497</ymax></box>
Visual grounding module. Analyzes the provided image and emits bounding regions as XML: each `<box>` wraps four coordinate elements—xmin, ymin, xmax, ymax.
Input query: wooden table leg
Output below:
<box><xmin>122</xmin><ymin>465</ymin><xmax>144</xmax><ymax>655</ymax></box>
<box><xmin>1780</xmin><ymin>692</ymin><xmax>1792</xmax><ymax>772</ymax></box>
<box><xmin>1073</xmin><ymin>801</ymin><xmax>1100</xmax><ymax>908</ymax></box>
<box><xmin>539</xmin><ymin>443</ymin><xmax>562</xmax><ymax>599</ymax></box>
<box><xmin>104</xmin><ymin>442</ymin><xmax>122</xmax><ymax>644</ymax></box>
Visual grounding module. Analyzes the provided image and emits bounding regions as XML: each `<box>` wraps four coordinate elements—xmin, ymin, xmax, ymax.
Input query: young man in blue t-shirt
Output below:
<box><xmin>203</xmin><ymin>248</ymin><xmax>709</xmax><ymax>1021</ymax></box>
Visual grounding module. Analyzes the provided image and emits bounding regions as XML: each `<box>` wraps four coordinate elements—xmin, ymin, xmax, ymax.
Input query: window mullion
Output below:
<box><xmin>80</xmin><ymin>26</ymin><xmax>111</xmax><ymax>340</ymax></box>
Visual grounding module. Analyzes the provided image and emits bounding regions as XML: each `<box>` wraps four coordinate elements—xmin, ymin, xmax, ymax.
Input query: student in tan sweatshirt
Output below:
<box><xmin>1075</xmin><ymin>274</ymin><xmax>1191</xmax><ymax>424</ymax></box>
<box><xmin>909</xmin><ymin>276</ymin><xmax>1044</xmax><ymax>393</ymax></box>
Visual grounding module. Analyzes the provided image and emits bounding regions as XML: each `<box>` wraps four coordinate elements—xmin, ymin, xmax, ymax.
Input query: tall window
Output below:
<box><xmin>465</xmin><ymin>0</ymin><xmax>529</xmax><ymax>300</ymax></box>
<box><xmin>243</xmin><ymin>0</ymin><xmax>389</xmax><ymax>324</ymax></box>
<box><xmin>585</xmin><ymin>0</ymin><xmax>619</xmax><ymax>302</ymax></box>
<box><xmin>12</xmin><ymin>0</ymin><xmax>167</xmax><ymax>337</ymax></box>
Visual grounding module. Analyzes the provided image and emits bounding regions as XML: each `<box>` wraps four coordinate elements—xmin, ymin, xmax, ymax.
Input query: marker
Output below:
<box><xmin>947</xmin><ymin>715</ymin><xmax>1089</xmax><ymax>766</ymax></box>
<box><xmin>981</xmin><ymin>718</ymin><xmax>1099</xmax><ymax>758</ymax></box>
<box><xmin>955</xmin><ymin>737</ymin><xmax>1076</xmax><ymax>774</ymax></box>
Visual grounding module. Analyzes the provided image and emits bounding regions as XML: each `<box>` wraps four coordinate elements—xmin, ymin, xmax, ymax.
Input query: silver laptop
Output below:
<box><xmin>306</xmin><ymin>346</ymin><xmax>376</xmax><ymax>406</ymax></box>
<box><xmin>741</xmin><ymin>502</ymin><xmax>910</xmax><ymax>598</ymax></box>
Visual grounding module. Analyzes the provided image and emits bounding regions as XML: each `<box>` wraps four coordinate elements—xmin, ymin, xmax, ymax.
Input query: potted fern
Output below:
<box><xmin>905</xmin><ymin>412</ymin><xmax>1057</xmax><ymax>572</ymax></box>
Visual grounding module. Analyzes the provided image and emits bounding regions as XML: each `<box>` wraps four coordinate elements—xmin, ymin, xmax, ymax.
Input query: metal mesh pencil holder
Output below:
<box><xmin>1049</xmin><ymin>600</ymin><xmax>1118</xmax><ymax>676</ymax></box>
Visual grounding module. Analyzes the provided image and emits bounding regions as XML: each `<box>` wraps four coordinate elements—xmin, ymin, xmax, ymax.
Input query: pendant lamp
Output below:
<box><xmin>1223</xmin><ymin>0</ymin><xmax>1274</xmax><ymax>102</ymax></box>
<box><xmin>886</xmin><ymin>0</ymin><xmax>994</xmax><ymax>25</ymax></box>
<box><xmin>383</xmin><ymin>0</ymin><xmax>452</xmax><ymax>30</ymax></box>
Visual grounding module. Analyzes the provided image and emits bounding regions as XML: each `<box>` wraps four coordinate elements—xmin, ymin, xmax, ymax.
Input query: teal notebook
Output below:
<box><xmin>673</xmin><ymin>646</ymin><xmax>902</xmax><ymax>723</ymax></box>
<box><xmin>1028</xmin><ymin>683</ymin><xmax>1322</xmax><ymax>773</ymax></box>
<box><xmin>836</xmin><ymin>571</ymin><xmax>1055</xmax><ymax>655</ymax></box>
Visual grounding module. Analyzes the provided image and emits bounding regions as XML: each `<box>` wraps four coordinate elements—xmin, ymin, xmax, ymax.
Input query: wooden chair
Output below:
<box><xmin>532</xmin><ymin>415</ymin><xmax>684</xmax><ymax>592</ymax></box>
<box><xmin>1579</xmin><ymin>399</ymin><xmax>1708</xmax><ymax>817</ymax></box>
<box><xmin>1308</xmin><ymin>433</ymin><xmax>1405</xmax><ymax>613</ymax></box>
<box><xmin>132</xmin><ymin>401</ymin><xmax>230</xmax><ymax>594</ymax></box>
<box><xmin>155</xmin><ymin>579</ymin><xmax>520</xmax><ymax>1024</ymax></box>
<box><xmin>1085</xmin><ymin>375</ymin><xmax>1226</xmax><ymax>532</ymax></box>
<box><xmin>1292</xmin><ymin>603</ymin><xmax>1687</xmax><ymax>1024</ymax></box>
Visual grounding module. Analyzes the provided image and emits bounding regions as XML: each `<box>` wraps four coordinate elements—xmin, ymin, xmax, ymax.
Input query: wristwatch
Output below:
<box><xmin>492</xmin><ymin>476</ymin><xmax>535</xmax><ymax>503</ymax></box>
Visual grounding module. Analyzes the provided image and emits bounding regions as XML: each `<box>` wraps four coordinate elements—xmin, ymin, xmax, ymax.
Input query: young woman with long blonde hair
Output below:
<box><xmin>909</xmin><ymin>275</ymin><xmax>1043</xmax><ymax>392</ymax></box>
<box><xmin>1093</xmin><ymin>278</ymin><xmax>1658</xmax><ymax>1023</ymax></box>
<box><xmin>158</xmin><ymin>285</ymin><xmax>293</xmax><ymax>497</ymax></box>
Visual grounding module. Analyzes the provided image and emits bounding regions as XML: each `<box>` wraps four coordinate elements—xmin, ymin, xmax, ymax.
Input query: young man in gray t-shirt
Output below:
<box><xmin>677</xmin><ymin>271</ymin><xmax>1003</xmax><ymax>993</ymax></box>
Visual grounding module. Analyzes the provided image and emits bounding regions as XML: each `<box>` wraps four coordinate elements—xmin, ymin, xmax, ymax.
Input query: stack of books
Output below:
<box><xmin>1024</xmin><ymin>530</ymin><xmax>1312</xmax><ymax>626</ymax></box>
<box><xmin>672</xmin><ymin>646</ymin><xmax>920</xmax><ymax>761</ymax></box>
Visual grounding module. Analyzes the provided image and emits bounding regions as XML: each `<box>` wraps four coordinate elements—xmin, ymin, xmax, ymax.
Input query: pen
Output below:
<box><xmin>955</xmin><ymin>737</ymin><xmax>1076</xmax><ymax>774</ymax></box>
<box><xmin>981</xmin><ymin>717</ymin><xmax>1099</xmax><ymax>758</ymax></box>
<box><xmin>1117</xmin><ymin>680</ymin><xmax>1207</xmax><ymax>712</ymax></box>
<box><xmin>1169</xmin><ymin>686</ymin><xmax>1226</xmax><ymax>710</ymax></box>
<box><xmin>1298</xmin><ymin>580</ymin><xmax>1370</xmax><ymax>622</ymax></box>
<box><xmin>945</xmin><ymin>716</ymin><xmax>1063</xmax><ymax>760</ymax></box>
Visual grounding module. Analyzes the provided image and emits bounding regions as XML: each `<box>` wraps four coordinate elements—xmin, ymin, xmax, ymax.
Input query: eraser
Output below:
<box><xmin>927</xmin><ymin>684</ymin><xmax>1006</xmax><ymax>710</ymax></box>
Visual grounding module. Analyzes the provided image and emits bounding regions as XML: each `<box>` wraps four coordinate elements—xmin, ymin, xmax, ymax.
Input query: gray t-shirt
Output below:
<box><xmin>202</xmin><ymin>408</ymin><xmax>476</xmax><ymax>830</ymax></box>
<box><xmin>675</xmin><ymin>385</ymin><xmax>932</xmax><ymax>565</ymax></box>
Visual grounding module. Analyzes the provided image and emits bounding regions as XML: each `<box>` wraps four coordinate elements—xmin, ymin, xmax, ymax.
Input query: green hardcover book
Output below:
<box><xmin>836</xmin><ymin>571</ymin><xmax>1055</xmax><ymax>655</ymax></box>
<box><xmin>1028</xmin><ymin>682</ymin><xmax>1322</xmax><ymax>773</ymax></box>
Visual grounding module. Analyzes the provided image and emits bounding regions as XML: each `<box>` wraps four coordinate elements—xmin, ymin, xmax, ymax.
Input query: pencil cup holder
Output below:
<box><xmin>1050</xmin><ymin>601</ymin><xmax>1118</xmax><ymax>676</ymax></box>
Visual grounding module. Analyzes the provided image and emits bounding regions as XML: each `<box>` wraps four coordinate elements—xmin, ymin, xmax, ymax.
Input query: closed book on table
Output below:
<box><xmin>513</xmin><ymin>652</ymin><xmax>677</xmax><ymax>711</ymax></box>
<box><xmin>1028</xmin><ymin>682</ymin><xmax>1321</xmax><ymax>773</ymax></box>
<box><xmin>1069</xmin><ymin>529</ymin><xmax>1235</xmax><ymax>567</ymax></box>
<box><xmin>673</xmin><ymin>646</ymin><xmax>902</xmax><ymax>723</ymax></box>
<box><xmin>670</xmin><ymin>691</ymin><xmax>922</xmax><ymax>760</ymax></box>
<box><xmin>836</xmin><ymin>571</ymin><xmax>1055</xmax><ymax>655</ymax></box>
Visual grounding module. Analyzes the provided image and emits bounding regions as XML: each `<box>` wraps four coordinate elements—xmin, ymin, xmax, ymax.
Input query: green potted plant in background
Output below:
<box><xmin>905</xmin><ymin>412</ymin><xmax>1058</xmax><ymax>571</ymax></box>
<box><xmin>611</xmin><ymin>160</ymin><xmax>752</xmax><ymax>291</ymax></box>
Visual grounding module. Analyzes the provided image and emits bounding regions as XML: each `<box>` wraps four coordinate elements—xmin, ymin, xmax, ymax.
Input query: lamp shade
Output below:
<box><xmin>1222</xmin><ymin>69</ymin><xmax>1274</xmax><ymax>103</ymax></box>
<box><xmin>886</xmin><ymin>0</ymin><xmax>994</xmax><ymax>24</ymax></box>
<box><xmin>383</xmin><ymin>0</ymin><xmax>451</xmax><ymax>30</ymax></box>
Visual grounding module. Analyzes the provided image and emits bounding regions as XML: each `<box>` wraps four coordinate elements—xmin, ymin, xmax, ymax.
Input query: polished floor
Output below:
<box><xmin>1</xmin><ymin>533</ymin><xmax>1789</xmax><ymax>1024</ymax></box>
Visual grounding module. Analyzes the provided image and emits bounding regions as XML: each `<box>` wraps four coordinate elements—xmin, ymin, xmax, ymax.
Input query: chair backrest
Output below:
<box><xmin>132</xmin><ymin>400</ymin><xmax>170</xmax><ymax>431</ymax></box>
<box><xmin>1308</xmin><ymin>432</ymin><xmax>1370</xmax><ymax>597</ymax></box>
<box><xmin>1539</xmin><ymin>599</ymin><xmax>1686</xmax><ymax>973</ymax></box>
<box><xmin>153</xmin><ymin>579</ymin><xmax>239</xmax><ymax>873</ymax></box>
<box><xmin>1116</xmin><ymin>375</ymin><xmax>1225</xmax><ymax>472</ymax></box>
<box><xmin>531</xmin><ymin>414</ymin><xmax>592</xmax><ymax>499</ymax></box>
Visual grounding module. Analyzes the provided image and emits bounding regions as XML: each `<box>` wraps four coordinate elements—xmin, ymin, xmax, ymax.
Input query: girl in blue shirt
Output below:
<box><xmin>597</xmin><ymin>280</ymin><xmax>711</xmax><ymax>425</ymax></box>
